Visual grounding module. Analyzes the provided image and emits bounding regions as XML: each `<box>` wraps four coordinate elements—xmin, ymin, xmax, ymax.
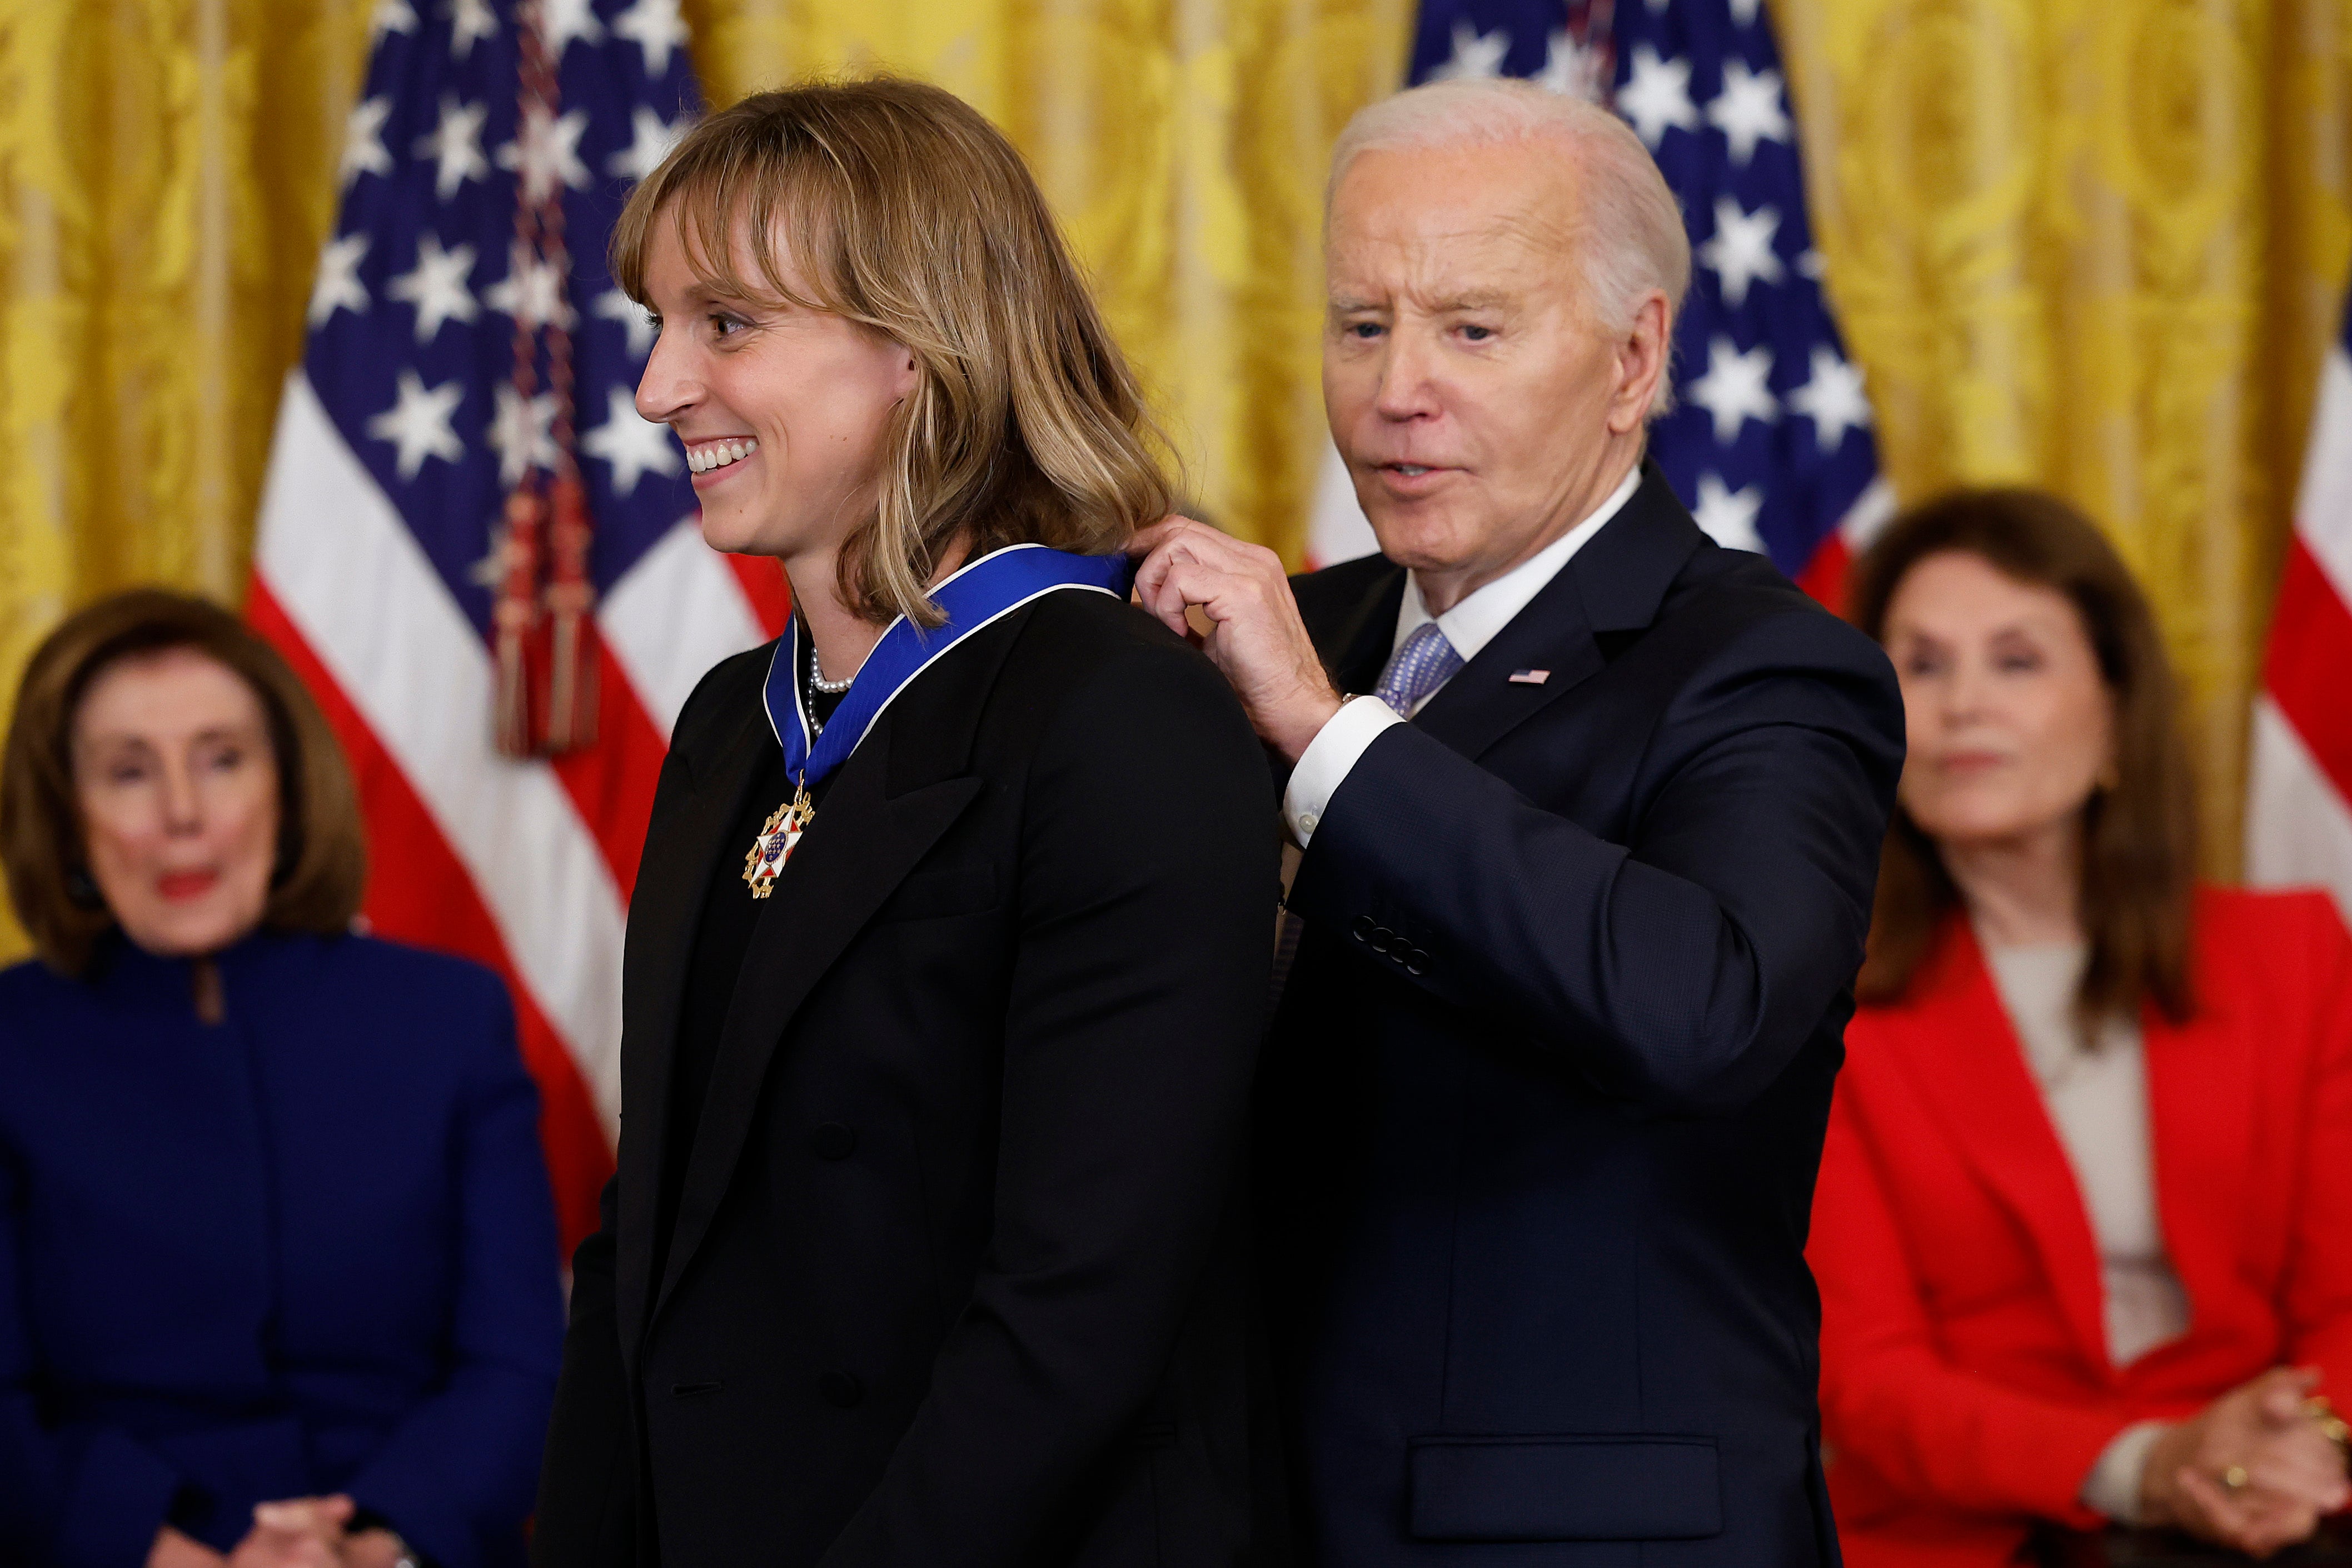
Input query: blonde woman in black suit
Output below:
<box><xmin>531</xmin><ymin>79</ymin><xmax>1279</xmax><ymax>1567</ymax></box>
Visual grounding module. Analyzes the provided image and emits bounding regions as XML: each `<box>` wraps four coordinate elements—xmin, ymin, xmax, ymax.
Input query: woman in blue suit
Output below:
<box><xmin>0</xmin><ymin>591</ymin><xmax>564</xmax><ymax>1568</ymax></box>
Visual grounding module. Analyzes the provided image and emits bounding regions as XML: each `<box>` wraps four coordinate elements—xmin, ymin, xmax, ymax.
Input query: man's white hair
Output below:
<box><xmin>1328</xmin><ymin>78</ymin><xmax>1691</xmax><ymax>338</ymax></box>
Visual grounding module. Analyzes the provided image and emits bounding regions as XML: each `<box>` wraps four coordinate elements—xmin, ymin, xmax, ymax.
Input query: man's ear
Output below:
<box><xmin>1608</xmin><ymin>291</ymin><xmax>1671</xmax><ymax>436</ymax></box>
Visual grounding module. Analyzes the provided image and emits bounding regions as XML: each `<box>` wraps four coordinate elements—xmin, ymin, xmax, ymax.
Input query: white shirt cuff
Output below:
<box><xmin>1282</xmin><ymin>695</ymin><xmax>1402</xmax><ymax>848</ymax></box>
<box><xmin>2081</xmin><ymin>1420</ymin><xmax>2168</xmax><ymax>1524</ymax></box>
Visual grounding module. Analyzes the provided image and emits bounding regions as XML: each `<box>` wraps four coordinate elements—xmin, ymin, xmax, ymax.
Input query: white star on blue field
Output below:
<box><xmin>307</xmin><ymin>0</ymin><xmax>702</xmax><ymax>640</ymax></box>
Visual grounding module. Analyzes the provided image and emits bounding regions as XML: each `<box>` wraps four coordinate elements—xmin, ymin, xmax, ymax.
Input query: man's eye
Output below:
<box><xmin>1346</xmin><ymin>322</ymin><xmax>1383</xmax><ymax>340</ymax></box>
<box><xmin>1461</xmin><ymin>324</ymin><xmax>1495</xmax><ymax>342</ymax></box>
<box><xmin>710</xmin><ymin>313</ymin><xmax>744</xmax><ymax>338</ymax></box>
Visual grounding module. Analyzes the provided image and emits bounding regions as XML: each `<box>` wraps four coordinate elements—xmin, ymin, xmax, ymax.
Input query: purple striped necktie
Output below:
<box><xmin>1374</xmin><ymin>622</ymin><xmax>1464</xmax><ymax>716</ymax></box>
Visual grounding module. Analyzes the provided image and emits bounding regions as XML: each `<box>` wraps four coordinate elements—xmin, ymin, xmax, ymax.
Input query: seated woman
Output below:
<box><xmin>529</xmin><ymin>78</ymin><xmax>1277</xmax><ymax>1566</ymax></box>
<box><xmin>0</xmin><ymin>591</ymin><xmax>564</xmax><ymax>1568</ymax></box>
<box><xmin>1810</xmin><ymin>488</ymin><xmax>2352</xmax><ymax>1567</ymax></box>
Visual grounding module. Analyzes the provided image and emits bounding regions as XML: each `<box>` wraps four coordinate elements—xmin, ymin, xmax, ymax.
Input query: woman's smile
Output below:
<box><xmin>685</xmin><ymin>436</ymin><xmax>760</xmax><ymax>485</ymax></box>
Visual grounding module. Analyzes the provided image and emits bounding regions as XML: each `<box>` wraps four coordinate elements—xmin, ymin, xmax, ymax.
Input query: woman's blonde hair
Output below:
<box><xmin>611</xmin><ymin>77</ymin><xmax>1173</xmax><ymax>626</ymax></box>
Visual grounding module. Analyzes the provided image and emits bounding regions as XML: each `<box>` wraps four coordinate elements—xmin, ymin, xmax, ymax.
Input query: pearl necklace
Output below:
<box><xmin>805</xmin><ymin>638</ymin><xmax>856</xmax><ymax>695</ymax></box>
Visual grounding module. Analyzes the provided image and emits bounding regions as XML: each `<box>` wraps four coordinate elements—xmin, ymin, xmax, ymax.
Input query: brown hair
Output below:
<box><xmin>1848</xmin><ymin>488</ymin><xmax>2197</xmax><ymax>1026</ymax></box>
<box><xmin>0</xmin><ymin>590</ymin><xmax>367</xmax><ymax>976</ymax></box>
<box><xmin>610</xmin><ymin>77</ymin><xmax>1173</xmax><ymax>627</ymax></box>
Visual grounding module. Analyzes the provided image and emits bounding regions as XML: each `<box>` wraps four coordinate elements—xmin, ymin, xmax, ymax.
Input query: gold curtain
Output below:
<box><xmin>1777</xmin><ymin>0</ymin><xmax>2352</xmax><ymax>875</ymax></box>
<box><xmin>1</xmin><ymin>0</ymin><xmax>2348</xmax><ymax>962</ymax></box>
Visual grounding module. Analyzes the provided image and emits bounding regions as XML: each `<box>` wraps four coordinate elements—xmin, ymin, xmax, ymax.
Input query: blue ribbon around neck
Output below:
<box><xmin>763</xmin><ymin>543</ymin><xmax>1134</xmax><ymax>795</ymax></box>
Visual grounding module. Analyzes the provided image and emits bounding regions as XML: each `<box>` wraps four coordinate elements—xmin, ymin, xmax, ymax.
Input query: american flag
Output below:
<box><xmin>1306</xmin><ymin>0</ymin><xmax>1893</xmax><ymax>603</ymax></box>
<box><xmin>248</xmin><ymin>0</ymin><xmax>785</xmax><ymax>1252</ymax></box>
<box><xmin>2246</xmin><ymin>292</ymin><xmax>2352</xmax><ymax>918</ymax></box>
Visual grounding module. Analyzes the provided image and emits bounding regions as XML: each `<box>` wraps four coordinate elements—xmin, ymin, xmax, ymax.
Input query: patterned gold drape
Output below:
<box><xmin>1778</xmin><ymin>0</ymin><xmax>2352</xmax><ymax>874</ymax></box>
<box><xmin>1</xmin><ymin>0</ymin><xmax>2348</xmax><ymax>962</ymax></box>
<box><xmin>0</xmin><ymin>0</ymin><xmax>377</xmax><ymax>956</ymax></box>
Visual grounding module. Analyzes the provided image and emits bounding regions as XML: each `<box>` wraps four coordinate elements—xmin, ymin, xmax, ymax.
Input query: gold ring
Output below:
<box><xmin>2305</xmin><ymin>1396</ymin><xmax>2351</xmax><ymax>1448</ymax></box>
<box><xmin>2224</xmin><ymin>1465</ymin><xmax>2249</xmax><ymax>1491</ymax></box>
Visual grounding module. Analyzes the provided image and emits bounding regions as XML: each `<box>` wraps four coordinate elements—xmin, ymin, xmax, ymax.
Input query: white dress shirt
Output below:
<box><xmin>1283</xmin><ymin>468</ymin><xmax>1641</xmax><ymax>847</ymax></box>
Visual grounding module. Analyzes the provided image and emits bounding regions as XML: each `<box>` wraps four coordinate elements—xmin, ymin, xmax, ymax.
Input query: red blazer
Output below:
<box><xmin>1809</xmin><ymin>887</ymin><xmax>2352</xmax><ymax>1568</ymax></box>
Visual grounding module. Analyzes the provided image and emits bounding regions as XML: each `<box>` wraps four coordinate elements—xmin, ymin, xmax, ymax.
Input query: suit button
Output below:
<box><xmin>1403</xmin><ymin>950</ymin><xmax>1429</xmax><ymax>976</ymax></box>
<box><xmin>1351</xmin><ymin>915</ymin><xmax>1376</xmax><ymax>942</ymax></box>
<box><xmin>821</xmin><ymin>1368</ymin><xmax>865</xmax><ymax>1408</ymax></box>
<box><xmin>811</xmin><ymin>1122</ymin><xmax>858</xmax><ymax>1160</ymax></box>
<box><xmin>1369</xmin><ymin>926</ymin><xmax>1394</xmax><ymax>953</ymax></box>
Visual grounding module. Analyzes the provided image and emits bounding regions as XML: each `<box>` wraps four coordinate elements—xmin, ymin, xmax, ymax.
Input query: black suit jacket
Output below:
<box><xmin>534</xmin><ymin>589</ymin><xmax>1280</xmax><ymax>1566</ymax></box>
<box><xmin>1259</xmin><ymin>468</ymin><xmax>1905</xmax><ymax>1566</ymax></box>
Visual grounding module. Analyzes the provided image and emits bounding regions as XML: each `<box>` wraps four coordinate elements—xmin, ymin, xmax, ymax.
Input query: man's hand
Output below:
<box><xmin>2141</xmin><ymin>1368</ymin><xmax>2349</xmax><ymax>1558</ymax></box>
<box><xmin>1129</xmin><ymin>518</ymin><xmax>1344</xmax><ymax>762</ymax></box>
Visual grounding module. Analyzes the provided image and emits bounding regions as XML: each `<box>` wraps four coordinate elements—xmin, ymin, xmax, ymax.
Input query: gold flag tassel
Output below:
<box><xmin>491</xmin><ymin>0</ymin><xmax>596</xmax><ymax>759</ymax></box>
<box><xmin>540</xmin><ymin>471</ymin><xmax>598</xmax><ymax>752</ymax></box>
<box><xmin>492</xmin><ymin>482</ymin><xmax>546</xmax><ymax>758</ymax></box>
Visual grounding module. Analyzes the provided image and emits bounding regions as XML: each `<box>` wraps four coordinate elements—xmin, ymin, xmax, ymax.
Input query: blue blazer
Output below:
<box><xmin>1260</xmin><ymin>468</ymin><xmax>1905</xmax><ymax>1566</ymax></box>
<box><xmin>0</xmin><ymin>931</ymin><xmax>564</xmax><ymax>1568</ymax></box>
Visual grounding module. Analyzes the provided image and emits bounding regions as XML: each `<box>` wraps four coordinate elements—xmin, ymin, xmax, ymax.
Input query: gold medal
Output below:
<box><xmin>741</xmin><ymin>785</ymin><xmax>814</xmax><ymax>899</ymax></box>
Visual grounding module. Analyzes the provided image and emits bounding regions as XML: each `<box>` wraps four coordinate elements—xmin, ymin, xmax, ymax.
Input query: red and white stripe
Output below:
<box><xmin>1789</xmin><ymin>476</ymin><xmax>1895</xmax><ymax>611</ymax></box>
<box><xmin>250</xmin><ymin>372</ymin><xmax>784</xmax><ymax>1249</ymax></box>
<box><xmin>2248</xmin><ymin>346</ymin><xmax>2352</xmax><ymax>922</ymax></box>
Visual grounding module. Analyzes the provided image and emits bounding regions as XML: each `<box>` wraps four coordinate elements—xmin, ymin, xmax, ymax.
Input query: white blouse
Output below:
<box><xmin>1984</xmin><ymin>940</ymin><xmax>2189</xmax><ymax>1521</ymax></box>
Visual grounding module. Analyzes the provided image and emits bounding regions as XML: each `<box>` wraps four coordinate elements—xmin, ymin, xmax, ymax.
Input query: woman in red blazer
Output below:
<box><xmin>1811</xmin><ymin>489</ymin><xmax>2352</xmax><ymax>1568</ymax></box>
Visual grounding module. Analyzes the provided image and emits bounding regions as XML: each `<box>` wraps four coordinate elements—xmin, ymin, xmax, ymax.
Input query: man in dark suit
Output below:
<box><xmin>1132</xmin><ymin>79</ymin><xmax>1904</xmax><ymax>1565</ymax></box>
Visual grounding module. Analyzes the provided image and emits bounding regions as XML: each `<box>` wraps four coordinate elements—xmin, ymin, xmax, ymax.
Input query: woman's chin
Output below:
<box><xmin>697</xmin><ymin>508</ymin><xmax>786</xmax><ymax>559</ymax></box>
<box><xmin>114</xmin><ymin>894</ymin><xmax>266</xmax><ymax>960</ymax></box>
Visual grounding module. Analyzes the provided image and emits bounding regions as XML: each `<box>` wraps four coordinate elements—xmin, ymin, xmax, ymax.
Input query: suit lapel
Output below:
<box><xmin>1888</xmin><ymin>926</ymin><xmax>2113</xmax><ymax>1374</ymax></box>
<box><xmin>2143</xmin><ymin>981</ymin><xmax>2252</xmax><ymax>1342</ymax></box>
<box><xmin>1327</xmin><ymin>565</ymin><xmax>1407</xmax><ymax>696</ymax></box>
<box><xmin>1414</xmin><ymin>465</ymin><xmax>1703</xmax><ymax>763</ymax></box>
<box><xmin>1412</xmin><ymin>557</ymin><xmax>1605</xmax><ymax>760</ymax></box>
<box><xmin>615</xmin><ymin>695</ymin><xmax>773</xmax><ymax>1355</ymax></box>
<box><xmin>652</xmin><ymin>753</ymin><xmax>981</xmax><ymax>1320</ymax></box>
<box><xmin>645</xmin><ymin>608</ymin><xmax>1025</xmax><ymax>1324</ymax></box>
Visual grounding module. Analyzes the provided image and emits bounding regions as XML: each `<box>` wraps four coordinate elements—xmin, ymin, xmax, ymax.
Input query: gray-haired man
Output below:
<box><xmin>1133</xmin><ymin>80</ymin><xmax>1904</xmax><ymax>1565</ymax></box>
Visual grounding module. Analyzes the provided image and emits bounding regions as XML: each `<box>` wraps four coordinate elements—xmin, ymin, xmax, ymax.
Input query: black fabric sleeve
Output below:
<box><xmin>530</xmin><ymin>1173</ymin><xmax>638</xmax><ymax>1567</ymax></box>
<box><xmin>814</xmin><ymin>638</ymin><xmax>1279</xmax><ymax>1568</ymax></box>
<box><xmin>1288</xmin><ymin>608</ymin><xmax>1904</xmax><ymax>1115</ymax></box>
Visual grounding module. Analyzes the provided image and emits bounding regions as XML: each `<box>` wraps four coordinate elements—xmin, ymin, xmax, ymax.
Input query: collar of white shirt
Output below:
<box><xmin>1390</xmin><ymin>465</ymin><xmax>1642</xmax><ymax>697</ymax></box>
<box><xmin>1278</xmin><ymin>465</ymin><xmax>1645</xmax><ymax>848</ymax></box>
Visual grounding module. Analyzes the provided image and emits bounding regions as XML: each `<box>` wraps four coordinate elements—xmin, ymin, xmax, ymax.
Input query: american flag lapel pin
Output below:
<box><xmin>1508</xmin><ymin>669</ymin><xmax>1551</xmax><ymax>685</ymax></box>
